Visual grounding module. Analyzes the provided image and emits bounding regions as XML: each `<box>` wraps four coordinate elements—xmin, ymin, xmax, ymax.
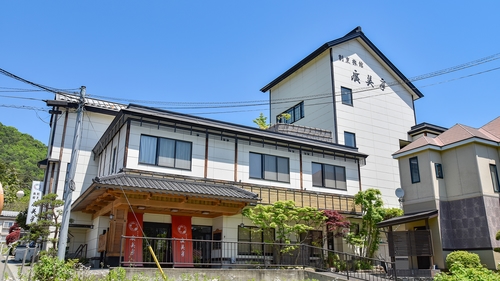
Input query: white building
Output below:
<box><xmin>41</xmin><ymin>95</ymin><xmax>366</xmax><ymax>265</ymax></box>
<box><xmin>260</xmin><ymin>26</ymin><xmax>423</xmax><ymax>207</ymax></box>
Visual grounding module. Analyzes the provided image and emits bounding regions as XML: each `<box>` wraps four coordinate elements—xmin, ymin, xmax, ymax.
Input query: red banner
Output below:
<box><xmin>171</xmin><ymin>215</ymin><xmax>193</xmax><ymax>267</ymax></box>
<box><xmin>124</xmin><ymin>212</ymin><xmax>143</xmax><ymax>266</ymax></box>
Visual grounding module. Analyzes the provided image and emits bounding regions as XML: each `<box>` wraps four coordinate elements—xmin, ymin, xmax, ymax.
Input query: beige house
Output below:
<box><xmin>385</xmin><ymin>117</ymin><xmax>500</xmax><ymax>270</ymax></box>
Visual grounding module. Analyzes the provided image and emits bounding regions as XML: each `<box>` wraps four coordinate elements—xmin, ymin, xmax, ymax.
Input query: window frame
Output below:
<box><xmin>435</xmin><ymin>163</ymin><xmax>443</xmax><ymax>179</ymax></box>
<box><xmin>311</xmin><ymin>162</ymin><xmax>347</xmax><ymax>190</ymax></box>
<box><xmin>409</xmin><ymin>157</ymin><xmax>420</xmax><ymax>183</ymax></box>
<box><xmin>249</xmin><ymin>152</ymin><xmax>290</xmax><ymax>183</ymax></box>
<box><xmin>490</xmin><ymin>164</ymin><xmax>500</xmax><ymax>192</ymax></box>
<box><xmin>138</xmin><ymin>135</ymin><xmax>193</xmax><ymax>170</ymax></box>
<box><xmin>277</xmin><ymin>101</ymin><xmax>304</xmax><ymax>124</ymax></box>
<box><xmin>344</xmin><ymin>131</ymin><xmax>356</xmax><ymax>148</ymax></box>
<box><xmin>238</xmin><ymin>226</ymin><xmax>275</xmax><ymax>256</ymax></box>
<box><xmin>3</xmin><ymin>221</ymin><xmax>14</xmax><ymax>229</ymax></box>
<box><xmin>341</xmin><ymin>87</ymin><xmax>353</xmax><ymax>106</ymax></box>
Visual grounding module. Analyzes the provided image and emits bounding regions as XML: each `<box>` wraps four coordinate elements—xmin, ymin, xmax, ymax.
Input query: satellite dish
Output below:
<box><xmin>395</xmin><ymin>188</ymin><xmax>405</xmax><ymax>199</ymax></box>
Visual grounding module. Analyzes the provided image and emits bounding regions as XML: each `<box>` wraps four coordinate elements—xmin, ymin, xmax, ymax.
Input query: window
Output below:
<box><xmin>312</xmin><ymin>163</ymin><xmax>346</xmax><ymax>190</ymax></box>
<box><xmin>238</xmin><ymin>226</ymin><xmax>275</xmax><ymax>255</ymax></box>
<box><xmin>111</xmin><ymin>147</ymin><xmax>117</xmax><ymax>173</ymax></box>
<box><xmin>341</xmin><ymin>87</ymin><xmax>353</xmax><ymax>106</ymax></box>
<box><xmin>300</xmin><ymin>230</ymin><xmax>323</xmax><ymax>257</ymax></box>
<box><xmin>3</xmin><ymin>221</ymin><xmax>14</xmax><ymax>229</ymax></box>
<box><xmin>344</xmin><ymin>132</ymin><xmax>356</xmax><ymax>147</ymax></box>
<box><xmin>277</xmin><ymin>102</ymin><xmax>304</xmax><ymax>124</ymax></box>
<box><xmin>139</xmin><ymin>135</ymin><xmax>192</xmax><ymax>170</ymax></box>
<box><xmin>435</xmin><ymin>163</ymin><xmax>443</xmax><ymax>179</ymax></box>
<box><xmin>249</xmin><ymin>153</ymin><xmax>289</xmax><ymax>182</ymax></box>
<box><xmin>410</xmin><ymin>157</ymin><xmax>420</xmax><ymax>183</ymax></box>
<box><xmin>490</xmin><ymin>164</ymin><xmax>500</xmax><ymax>192</ymax></box>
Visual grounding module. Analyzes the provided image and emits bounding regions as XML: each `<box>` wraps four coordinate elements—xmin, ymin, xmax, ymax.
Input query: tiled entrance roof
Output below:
<box><xmin>92</xmin><ymin>173</ymin><xmax>259</xmax><ymax>202</ymax></box>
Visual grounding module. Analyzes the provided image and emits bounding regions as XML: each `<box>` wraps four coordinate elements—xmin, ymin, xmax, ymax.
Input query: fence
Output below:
<box><xmin>119</xmin><ymin>236</ymin><xmax>396</xmax><ymax>281</ymax></box>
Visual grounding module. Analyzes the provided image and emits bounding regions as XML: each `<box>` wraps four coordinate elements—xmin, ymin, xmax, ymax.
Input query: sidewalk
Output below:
<box><xmin>1</xmin><ymin>255</ymin><xmax>29</xmax><ymax>281</ymax></box>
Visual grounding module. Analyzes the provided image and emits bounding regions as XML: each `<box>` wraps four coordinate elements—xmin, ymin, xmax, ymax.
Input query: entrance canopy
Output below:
<box><xmin>377</xmin><ymin>209</ymin><xmax>438</xmax><ymax>228</ymax></box>
<box><xmin>72</xmin><ymin>171</ymin><xmax>260</xmax><ymax>219</ymax></box>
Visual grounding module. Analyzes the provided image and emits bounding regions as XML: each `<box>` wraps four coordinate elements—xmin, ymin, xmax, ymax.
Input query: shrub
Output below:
<box><xmin>446</xmin><ymin>250</ymin><xmax>481</xmax><ymax>269</ymax></box>
<box><xmin>434</xmin><ymin>262</ymin><xmax>500</xmax><ymax>281</ymax></box>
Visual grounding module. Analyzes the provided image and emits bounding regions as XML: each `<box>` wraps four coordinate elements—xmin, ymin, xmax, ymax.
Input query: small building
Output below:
<box><xmin>381</xmin><ymin>117</ymin><xmax>500</xmax><ymax>270</ymax></box>
<box><xmin>0</xmin><ymin>211</ymin><xmax>18</xmax><ymax>243</ymax></box>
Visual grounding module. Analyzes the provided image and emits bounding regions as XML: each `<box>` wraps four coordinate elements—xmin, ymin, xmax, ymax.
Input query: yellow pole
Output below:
<box><xmin>147</xmin><ymin>245</ymin><xmax>167</xmax><ymax>281</ymax></box>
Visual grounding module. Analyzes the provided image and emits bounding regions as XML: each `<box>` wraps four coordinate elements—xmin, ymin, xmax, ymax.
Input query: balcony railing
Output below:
<box><xmin>120</xmin><ymin>236</ymin><xmax>396</xmax><ymax>281</ymax></box>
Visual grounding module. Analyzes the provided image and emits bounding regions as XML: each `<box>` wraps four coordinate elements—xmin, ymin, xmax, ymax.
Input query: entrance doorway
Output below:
<box><xmin>192</xmin><ymin>225</ymin><xmax>212</xmax><ymax>266</ymax></box>
<box><xmin>143</xmin><ymin>222</ymin><xmax>172</xmax><ymax>265</ymax></box>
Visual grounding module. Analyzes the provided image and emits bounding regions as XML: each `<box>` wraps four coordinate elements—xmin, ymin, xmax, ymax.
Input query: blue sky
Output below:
<box><xmin>1</xmin><ymin>1</ymin><xmax>499</xmax><ymax>144</ymax></box>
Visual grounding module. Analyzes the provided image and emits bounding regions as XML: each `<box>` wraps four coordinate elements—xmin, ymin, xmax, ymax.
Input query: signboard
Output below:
<box><xmin>172</xmin><ymin>215</ymin><xmax>193</xmax><ymax>267</ymax></box>
<box><xmin>124</xmin><ymin>212</ymin><xmax>143</xmax><ymax>266</ymax></box>
<box><xmin>27</xmin><ymin>181</ymin><xmax>43</xmax><ymax>224</ymax></box>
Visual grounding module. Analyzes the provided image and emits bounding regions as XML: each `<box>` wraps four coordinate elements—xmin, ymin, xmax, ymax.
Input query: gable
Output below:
<box><xmin>260</xmin><ymin>26</ymin><xmax>423</xmax><ymax>100</ymax></box>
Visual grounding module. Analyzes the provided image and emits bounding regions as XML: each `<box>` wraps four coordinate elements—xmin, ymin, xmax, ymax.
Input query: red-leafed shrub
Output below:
<box><xmin>323</xmin><ymin>210</ymin><xmax>351</xmax><ymax>237</ymax></box>
<box><xmin>6</xmin><ymin>230</ymin><xmax>20</xmax><ymax>245</ymax></box>
<box><xmin>8</xmin><ymin>223</ymin><xmax>20</xmax><ymax>234</ymax></box>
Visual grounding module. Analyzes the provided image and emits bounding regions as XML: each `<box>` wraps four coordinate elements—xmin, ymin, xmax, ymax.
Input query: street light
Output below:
<box><xmin>16</xmin><ymin>190</ymin><xmax>24</xmax><ymax>199</ymax></box>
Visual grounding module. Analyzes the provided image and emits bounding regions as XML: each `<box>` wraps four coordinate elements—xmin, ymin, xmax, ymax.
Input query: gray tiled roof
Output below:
<box><xmin>1</xmin><ymin>211</ymin><xmax>19</xmax><ymax>217</ymax></box>
<box><xmin>94</xmin><ymin>173</ymin><xmax>259</xmax><ymax>201</ymax></box>
<box><xmin>57</xmin><ymin>93</ymin><xmax>127</xmax><ymax>112</ymax></box>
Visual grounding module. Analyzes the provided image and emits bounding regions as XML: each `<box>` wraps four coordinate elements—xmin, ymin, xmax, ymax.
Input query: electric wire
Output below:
<box><xmin>85</xmin><ymin>52</ymin><xmax>500</xmax><ymax>107</ymax></box>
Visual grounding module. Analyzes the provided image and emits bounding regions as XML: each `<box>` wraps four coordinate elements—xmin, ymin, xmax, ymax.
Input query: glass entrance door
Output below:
<box><xmin>192</xmin><ymin>225</ymin><xmax>212</xmax><ymax>267</ymax></box>
<box><xmin>143</xmin><ymin>222</ymin><xmax>172</xmax><ymax>266</ymax></box>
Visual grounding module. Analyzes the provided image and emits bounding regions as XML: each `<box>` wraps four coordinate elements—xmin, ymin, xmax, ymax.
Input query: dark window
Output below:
<box><xmin>250</xmin><ymin>153</ymin><xmax>289</xmax><ymax>183</ymax></box>
<box><xmin>277</xmin><ymin>102</ymin><xmax>304</xmax><ymax>124</ymax></box>
<box><xmin>111</xmin><ymin>147</ymin><xmax>117</xmax><ymax>173</ymax></box>
<box><xmin>344</xmin><ymin>132</ymin><xmax>356</xmax><ymax>147</ymax></box>
<box><xmin>341</xmin><ymin>87</ymin><xmax>353</xmax><ymax>106</ymax></box>
<box><xmin>300</xmin><ymin>230</ymin><xmax>323</xmax><ymax>257</ymax></box>
<box><xmin>490</xmin><ymin>164</ymin><xmax>500</xmax><ymax>192</ymax></box>
<box><xmin>139</xmin><ymin>135</ymin><xmax>192</xmax><ymax>170</ymax></box>
<box><xmin>410</xmin><ymin>157</ymin><xmax>420</xmax><ymax>183</ymax></box>
<box><xmin>238</xmin><ymin>226</ymin><xmax>275</xmax><ymax>255</ymax></box>
<box><xmin>312</xmin><ymin>162</ymin><xmax>346</xmax><ymax>190</ymax></box>
<box><xmin>435</xmin><ymin>163</ymin><xmax>443</xmax><ymax>179</ymax></box>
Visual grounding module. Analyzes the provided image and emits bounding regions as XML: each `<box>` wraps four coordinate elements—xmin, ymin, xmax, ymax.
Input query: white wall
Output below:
<box><xmin>267</xmin><ymin>40</ymin><xmax>417</xmax><ymax>208</ymax></box>
<box><xmin>116</xmin><ymin>120</ymin><xmax>360</xmax><ymax>195</ymax></box>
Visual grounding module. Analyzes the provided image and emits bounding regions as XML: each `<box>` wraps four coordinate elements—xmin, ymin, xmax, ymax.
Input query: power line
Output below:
<box><xmin>0</xmin><ymin>68</ymin><xmax>79</xmax><ymax>96</ymax></box>
<box><xmin>86</xmin><ymin>52</ymin><xmax>500</xmax><ymax>107</ymax></box>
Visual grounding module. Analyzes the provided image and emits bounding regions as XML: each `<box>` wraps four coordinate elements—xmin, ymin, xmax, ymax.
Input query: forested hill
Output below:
<box><xmin>0</xmin><ymin>122</ymin><xmax>47</xmax><ymax>198</ymax></box>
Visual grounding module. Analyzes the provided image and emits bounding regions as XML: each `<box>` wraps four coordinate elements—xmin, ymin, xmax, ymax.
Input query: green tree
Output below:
<box><xmin>0</xmin><ymin>122</ymin><xmax>46</xmax><ymax>210</ymax></box>
<box><xmin>25</xmin><ymin>193</ymin><xmax>64</xmax><ymax>255</ymax></box>
<box><xmin>253</xmin><ymin>113</ymin><xmax>270</xmax><ymax>129</ymax></box>
<box><xmin>242</xmin><ymin>200</ymin><xmax>326</xmax><ymax>263</ymax></box>
<box><xmin>346</xmin><ymin>189</ymin><xmax>402</xmax><ymax>258</ymax></box>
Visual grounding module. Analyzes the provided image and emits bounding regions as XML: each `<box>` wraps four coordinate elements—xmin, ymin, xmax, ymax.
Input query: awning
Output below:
<box><xmin>377</xmin><ymin>209</ymin><xmax>438</xmax><ymax>228</ymax></box>
<box><xmin>37</xmin><ymin>158</ymin><xmax>59</xmax><ymax>169</ymax></box>
<box><xmin>72</xmin><ymin>172</ymin><xmax>260</xmax><ymax>218</ymax></box>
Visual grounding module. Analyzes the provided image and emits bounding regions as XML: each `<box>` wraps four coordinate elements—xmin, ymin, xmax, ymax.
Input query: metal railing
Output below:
<box><xmin>119</xmin><ymin>236</ymin><xmax>396</xmax><ymax>281</ymax></box>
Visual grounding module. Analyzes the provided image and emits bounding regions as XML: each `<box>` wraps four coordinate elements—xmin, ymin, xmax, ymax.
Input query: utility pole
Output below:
<box><xmin>57</xmin><ymin>86</ymin><xmax>86</xmax><ymax>260</ymax></box>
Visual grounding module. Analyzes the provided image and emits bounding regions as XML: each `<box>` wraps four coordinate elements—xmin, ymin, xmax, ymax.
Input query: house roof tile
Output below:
<box><xmin>93</xmin><ymin>173</ymin><xmax>259</xmax><ymax>202</ymax></box>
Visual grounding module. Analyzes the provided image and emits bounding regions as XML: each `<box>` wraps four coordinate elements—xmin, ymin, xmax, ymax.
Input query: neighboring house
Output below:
<box><xmin>41</xmin><ymin>95</ymin><xmax>367</xmax><ymax>264</ymax></box>
<box><xmin>260</xmin><ymin>26</ymin><xmax>423</xmax><ymax>208</ymax></box>
<box><xmin>0</xmin><ymin>211</ymin><xmax>19</xmax><ymax>243</ymax></box>
<box><xmin>381</xmin><ymin>117</ymin><xmax>500</xmax><ymax>270</ymax></box>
